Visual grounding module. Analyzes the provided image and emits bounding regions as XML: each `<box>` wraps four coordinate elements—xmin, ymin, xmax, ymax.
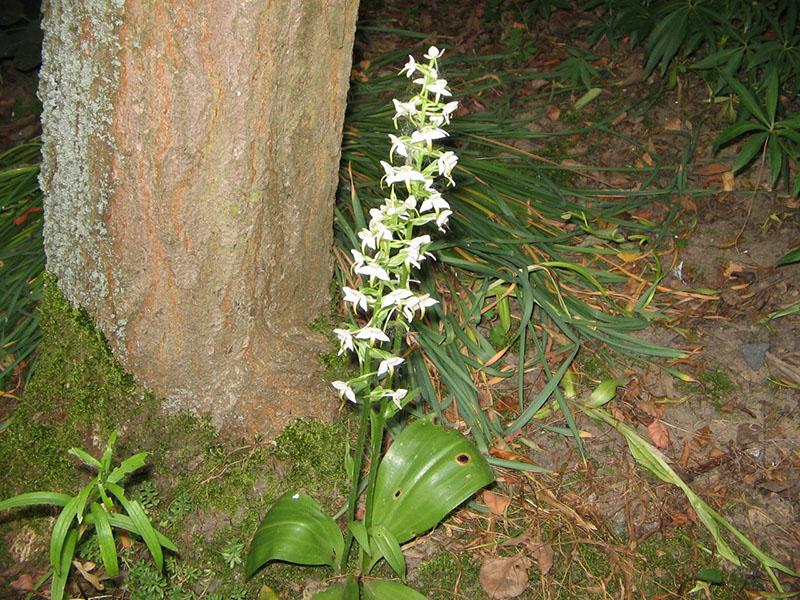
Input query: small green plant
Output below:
<box><xmin>221</xmin><ymin>539</ymin><xmax>245</xmax><ymax>569</ymax></box>
<box><xmin>246</xmin><ymin>47</ymin><xmax>493</xmax><ymax>599</ymax></box>
<box><xmin>713</xmin><ymin>69</ymin><xmax>800</xmax><ymax>194</ymax></box>
<box><xmin>0</xmin><ymin>431</ymin><xmax>177</xmax><ymax>600</ymax></box>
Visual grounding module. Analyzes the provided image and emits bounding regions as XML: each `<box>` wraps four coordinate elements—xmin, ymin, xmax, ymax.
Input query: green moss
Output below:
<box><xmin>0</xmin><ymin>274</ymin><xmax>135</xmax><ymax>497</ymax></box>
<box><xmin>0</xmin><ymin>277</ymin><xmax>356</xmax><ymax>597</ymax></box>
<box><xmin>309</xmin><ymin>312</ymin><xmax>359</xmax><ymax>383</ymax></box>
<box><xmin>636</xmin><ymin>530</ymin><xmax>751</xmax><ymax>598</ymax></box>
<box><xmin>274</xmin><ymin>418</ymin><xmax>349</xmax><ymax>506</ymax></box>
<box><xmin>414</xmin><ymin>550</ymin><xmax>487</xmax><ymax>600</ymax></box>
<box><xmin>684</xmin><ymin>366</ymin><xmax>737</xmax><ymax>410</ymax></box>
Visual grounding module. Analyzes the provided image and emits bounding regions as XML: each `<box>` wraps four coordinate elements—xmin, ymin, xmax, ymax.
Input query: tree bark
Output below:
<box><xmin>38</xmin><ymin>0</ymin><xmax>359</xmax><ymax>436</ymax></box>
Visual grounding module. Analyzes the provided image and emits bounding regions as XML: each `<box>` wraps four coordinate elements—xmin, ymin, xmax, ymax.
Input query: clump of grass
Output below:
<box><xmin>337</xmin><ymin>42</ymin><xmax>688</xmax><ymax>455</ymax></box>
<box><xmin>0</xmin><ymin>139</ymin><xmax>44</xmax><ymax>390</ymax></box>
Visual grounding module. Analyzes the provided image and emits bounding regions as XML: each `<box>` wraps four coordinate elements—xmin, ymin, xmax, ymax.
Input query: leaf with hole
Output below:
<box><xmin>371</xmin><ymin>418</ymin><xmax>494</xmax><ymax>545</ymax></box>
<box><xmin>246</xmin><ymin>491</ymin><xmax>344</xmax><ymax>577</ymax></box>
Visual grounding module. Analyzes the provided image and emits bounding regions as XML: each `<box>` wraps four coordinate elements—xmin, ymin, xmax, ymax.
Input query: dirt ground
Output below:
<box><xmin>1</xmin><ymin>1</ymin><xmax>798</xmax><ymax>598</ymax></box>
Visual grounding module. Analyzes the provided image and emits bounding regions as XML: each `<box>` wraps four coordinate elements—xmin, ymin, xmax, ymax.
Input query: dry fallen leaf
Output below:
<box><xmin>532</xmin><ymin>540</ymin><xmax>554</xmax><ymax>576</ymax></box>
<box><xmin>73</xmin><ymin>560</ymin><xmax>104</xmax><ymax>591</ymax></box>
<box><xmin>694</xmin><ymin>163</ymin><xmax>730</xmax><ymax>177</ymax></box>
<box><xmin>647</xmin><ymin>419</ymin><xmax>670</xmax><ymax>449</ymax></box>
<box><xmin>546</xmin><ymin>104</ymin><xmax>561</xmax><ymax>121</ymax></box>
<box><xmin>483</xmin><ymin>490</ymin><xmax>511</xmax><ymax>515</ymax></box>
<box><xmin>10</xmin><ymin>574</ymin><xmax>35</xmax><ymax>592</ymax></box>
<box><xmin>479</xmin><ymin>556</ymin><xmax>532</xmax><ymax>599</ymax></box>
<box><xmin>664</xmin><ymin>116</ymin><xmax>686</xmax><ymax>131</ymax></box>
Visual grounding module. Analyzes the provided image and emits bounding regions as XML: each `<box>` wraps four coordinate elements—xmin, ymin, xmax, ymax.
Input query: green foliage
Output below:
<box><xmin>587</xmin><ymin>0</ymin><xmax>800</xmax><ymax>193</ymax></box>
<box><xmin>713</xmin><ymin>70</ymin><xmax>800</xmax><ymax>193</ymax></box>
<box><xmin>556</xmin><ymin>46</ymin><xmax>600</xmax><ymax>91</ymax></box>
<box><xmin>274</xmin><ymin>418</ymin><xmax>349</xmax><ymax>491</ymax></box>
<box><xmin>0</xmin><ymin>432</ymin><xmax>177</xmax><ymax>600</ymax></box>
<box><xmin>0</xmin><ymin>140</ymin><xmax>44</xmax><ymax>388</ymax></box>
<box><xmin>246</xmin><ymin>418</ymin><xmax>493</xmax><ymax>597</ymax></box>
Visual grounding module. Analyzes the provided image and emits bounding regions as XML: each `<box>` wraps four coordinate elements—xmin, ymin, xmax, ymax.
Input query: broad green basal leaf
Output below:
<box><xmin>371</xmin><ymin>418</ymin><xmax>494</xmax><ymax>544</ymax></box>
<box><xmin>246</xmin><ymin>491</ymin><xmax>344</xmax><ymax>577</ymax></box>
<box><xmin>312</xmin><ymin>576</ymin><xmax>359</xmax><ymax>599</ymax></box>
<box><xmin>362</xmin><ymin>579</ymin><xmax>428</xmax><ymax>600</ymax></box>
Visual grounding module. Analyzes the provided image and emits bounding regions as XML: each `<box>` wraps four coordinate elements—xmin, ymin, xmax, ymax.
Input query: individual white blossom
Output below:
<box><xmin>355</xmin><ymin>326</ymin><xmax>391</xmax><ymax>344</ymax></box>
<box><xmin>377</xmin><ymin>356</ymin><xmax>405</xmax><ymax>377</ymax></box>
<box><xmin>380</xmin><ymin>161</ymin><xmax>427</xmax><ymax>186</ymax></box>
<box><xmin>388</xmin><ymin>134</ymin><xmax>410</xmax><ymax>159</ymax></box>
<box><xmin>411</xmin><ymin>127</ymin><xmax>448</xmax><ymax>145</ymax></box>
<box><xmin>332</xmin><ymin>380</ymin><xmax>357</xmax><ymax>403</ymax></box>
<box><xmin>392</xmin><ymin>98</ymin><xmax>419</xmax><ymax>120</ymax></box>
<box><xmin>435</xmin><ymin>210</ymin><xmax>452</xmax><ymax>231</ymax></box>
<box><xmin>424</xmin><ymin>46</ymin><xmax>444</xmax><ymax>60</ymax></box>
<box><xmin>399</xmin><ymin>55</ymin><xmax>417</xmax><ymax>78</ymax></box>
<box><xmin>420</xmin><ymin>192</ymin><xmax>450</xmax><ymax>213</ymax></box>
<box><xmin>355</xmin><ymin>262</ymin><xmax>391</xmax><ymax>282</ymax></box>
<box><xmin>342</xmin><ymin>287</ymin><xmax>370</xmax><ymax>312</ymax></box>
<box><xmin>384</xmin><ymin>388</ymin><xmax>409</xmax><ymax>410</ymax></box>
<box><xmin>358</xmin><ymin>222</ymin><xmax>392</xmax><ymax>251</ymax></box>
<box><xmin>381</xmin><ymin>288</ymin><xmax>414</xmax><ymax>308</ymax></box>
<box><xmin>334</xmin><ymin>328</ymin><xmax>355</xmax><ymax>355</ymax></box>
<box><xmin>414</xmin><ymin>77</ymin><xmax>452</xmax><ymax>100</ymax></box>
<box><xmin>404</xmin><ymin>235</ymin><xmax>432</xmax><ymax>268</ymax></box>
<box><xmin>430</xmin><ymin>101</ymin><xmax>459</xmax><ymax>126</ymax></box>
<box><xmin>437</xmin><ymin>151</ymin><xmax>458</xmax><ymax>185</ymax></box>
<box><xmin>404</xmin><ymin>293</ymin><xmax>439</xmax><ymax>320</ymax></box>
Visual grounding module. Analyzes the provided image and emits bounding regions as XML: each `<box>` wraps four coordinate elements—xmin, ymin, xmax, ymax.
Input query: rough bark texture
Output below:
<box><xmin>39</xmin><ymin>0</ymin><xmax>359</xmax><ymax>436</ymax></box>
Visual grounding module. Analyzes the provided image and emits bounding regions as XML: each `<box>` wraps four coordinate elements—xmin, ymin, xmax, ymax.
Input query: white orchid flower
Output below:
<box><xmin>404</xmin><ymin>234</ymin><xmax>432</xmax><ymax>268</ymax></box>
<box><xmin>384</xmin><ymin>388</ymin><xmax>409</xmax><ymax>410</ymax></box>
<box><xmin>399</xmin><ymin>55</ymin><xmax>417</xmax><ymax>78</ymax></box>
<box><xmin>380</xmin><ymin>161</ymin><xmax>426</xmax><ymax>186</ymax></box>
<box><xmin>439</xmin><ymin>101</ymin><xmax>459</xmax><ymax>124</ymax></box>
<box><xmin>392</xmin><ymin>98</ymin><xmax>419</xmax><ymax>120</ymax></box>
<box><xmin>377</xmin><ymin>356</ymin><xmax>405</xmax><ymax>377</ymax></box>
<box><xmin>420</xmin><ymin>192</ymin><xmax>450</xmax><ymax>213</ymax></box>
<box><xmin>381</xmin><ymin>288</ymin><xmax>414</xmax><ymax>308</ymax></box>
<box><xmin>410</xmin><ymin>127</ymin><xmax>448</xmax><ymax>145</ymax></box>
<box><xmin>404</xmin><ymin>293</ymin><xmax>439</xmax><ymax>320</ymax></box>
<box><xmin>435</xmin><ymin>210</ymin><xmax>452</xmax><ymax>231</ymax></box>
<box><xmin>424</xmin><ymin>46</ymin><xmax>444</xmax><ymax>60</ymax></box>
<box><xmin>334</xmin><ymin>328</ymin><xmax>355</xmax><ymax>355</ymax></box>
<box><xmin>342</xmin><ymin>287</ymin><xmax>370</xmax><ymax>312</ymax></box>
<box><xmin>437</xmin><ymin>151</ymin><xmax>458</xmax><ymax>185</ymax></box>
<box><xmin>414</xmin><ymin>77</ymin><xmax>451</xmax><ymax>100</ymax></box>
<box><xmin>332</xmin><ymin>380</ymin><xmax>357</xmax><ymax>403</ymax></box>
<box><xmin>355</xmin><ymin>326</ymin><xmax>390</xmax><ymax>344</ymax></box>
<box><xmin>350</xmin><ymin>248</ymin><xmax>366</xmax><ymax>269</ymax></box>
<box><xmin>355</xmin><ymin>262</ymin><xmax>391</xmax><ymax>282</ymax></box>
<box><xmin>388</xmin><ymin>134</ymin><xmax>410</xmax><ymax>159</ymax></box>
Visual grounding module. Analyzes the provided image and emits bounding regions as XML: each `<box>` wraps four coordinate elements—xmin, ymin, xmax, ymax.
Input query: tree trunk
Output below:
<box><xmin>38</xmin><ymin>0</ymin><xmax>359</xmax><ymax>436</ymax></box>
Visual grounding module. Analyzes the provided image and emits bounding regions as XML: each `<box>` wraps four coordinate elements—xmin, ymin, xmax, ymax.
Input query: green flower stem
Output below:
<box><xmin>340</xmin><ymin>399</ymin><xmax>370</xmax><ymax>572</ymax></box>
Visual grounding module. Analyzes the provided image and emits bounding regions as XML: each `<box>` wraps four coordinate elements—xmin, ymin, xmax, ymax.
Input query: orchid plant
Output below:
<box><xmin>246</xmin><ymin>48</ymin><xmax>493</xmax><ymax>599</ymax></box>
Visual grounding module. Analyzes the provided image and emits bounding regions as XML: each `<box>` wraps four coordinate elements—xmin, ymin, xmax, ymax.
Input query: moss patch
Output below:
<box><xmin>0</xmin><ymin>276</ymin><xmax>354</xmax><ymax>598</ymax></box>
